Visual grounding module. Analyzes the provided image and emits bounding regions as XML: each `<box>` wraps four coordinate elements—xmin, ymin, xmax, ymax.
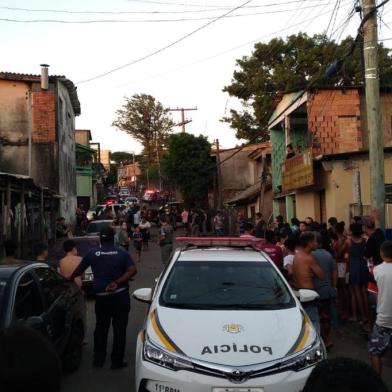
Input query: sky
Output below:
<box><xmin>1</xmin><ymin>0</ymin><xmax>391</xmax><ymax>154</ymax></box>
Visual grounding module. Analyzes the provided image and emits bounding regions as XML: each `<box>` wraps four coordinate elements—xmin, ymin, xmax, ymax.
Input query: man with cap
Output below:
<box><xmin>69</xmin><ymin>227</ymin><xmax>137</xmax><ymax>369</ymax></box>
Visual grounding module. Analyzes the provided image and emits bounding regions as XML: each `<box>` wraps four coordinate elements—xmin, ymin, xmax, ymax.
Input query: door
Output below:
<box><xmin>34</xmin><ymin>267</ymin><xmax>72</xmax><ymax>352</ymax></box>
<box><xmin>12</xmin><ymin>271</ymin><xmax>46</xmax><ymax>333</ymax></box>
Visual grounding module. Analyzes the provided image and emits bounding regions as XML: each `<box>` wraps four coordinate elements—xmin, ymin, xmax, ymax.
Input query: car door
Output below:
<box><xmin>12</xmin><ymin>271</ymin><xmax>46</xmax><ymax>334</ymax></box>
<box><xmin>33</xmin><ymin>267</ymin><xmax>73</xmax><ymax>353</ymax></box>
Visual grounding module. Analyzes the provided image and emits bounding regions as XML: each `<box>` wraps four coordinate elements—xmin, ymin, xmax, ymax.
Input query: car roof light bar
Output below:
<box><xmin>176</xmin><ymin>237</ymin><xmax>265</xmax><ymax>248</ymax></box>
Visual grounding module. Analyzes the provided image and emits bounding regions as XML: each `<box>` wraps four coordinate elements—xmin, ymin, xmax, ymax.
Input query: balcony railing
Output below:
<box><xmin>281</xmin><ymin>149</ymin><xmax>314</xmax><ymax>192</ymax></box>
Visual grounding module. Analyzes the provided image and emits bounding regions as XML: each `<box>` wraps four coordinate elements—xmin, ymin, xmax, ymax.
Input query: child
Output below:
<box><xmin>369</xmin><ymin>240</ymin><xmax>392</xmax><ymax>375</ymax></box>
<box><xmin>133</xmin><ymin>226</ymin><xmax>143</xmax><ymax>263</ymax></box>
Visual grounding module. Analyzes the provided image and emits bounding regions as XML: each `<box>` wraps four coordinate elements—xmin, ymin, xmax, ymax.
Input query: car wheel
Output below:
<box><xmin>62</xmin><ymin>320</ymin><xmax>84</xmax><ymax>373</ymax></box>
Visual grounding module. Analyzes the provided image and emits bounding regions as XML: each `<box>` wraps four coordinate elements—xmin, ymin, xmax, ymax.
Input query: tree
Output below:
<box><xmin>110</xmin><ymin>151</ymin><xmax>133</xmax><ymax>166</ymax></box>
<box><xmin>112</xmin><ymin>94</ymin><xmax>174</xmax><ymax>166</ymax></box>
<box><xmin>223</xmin><ymin>33</ymin><xmax>392</xmax><ymax>142</ymax></box>
<box><xmin>162</xmin><ymin>134</ymin><xmax>213</xmax><ymax>207</ymax></box>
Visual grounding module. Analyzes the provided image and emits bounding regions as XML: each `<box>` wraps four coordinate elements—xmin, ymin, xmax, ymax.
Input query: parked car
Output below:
<box><xmin>0</xmin><ymin>262</ymin><xmax>85</xmax><ymax>372</ymax></box>
<box><xmin>102</xmin><ymin>196</ymin><xmax>120</xmax><ymax>205</ymax></box>
<box><xmin>119</xmin><ymin>188</ymin><xmax>131</xmax><ymax>199</ymax></box>
<box><xmin>86</xmin><ymin>204</ymin><xmax>126</xmax><ymax>221</ymax></box>
<box><xmin>125</xmin><ymin>196</ymin><xmax>140</xmax><ymax>205</ymax></box>
<box><xmin>86</xmin><ymin>220</ymin><xmax>113</xmax><ymax>236</ymax></box>
<box><xmin>133</xmin><ymin>237</ymin><xmax>325</xmax><ymax>392</ymax></box>
<box><xmin>142</xmin><ymin>189</ymin><xmax>159</xmax><ymax>203</ymax></box>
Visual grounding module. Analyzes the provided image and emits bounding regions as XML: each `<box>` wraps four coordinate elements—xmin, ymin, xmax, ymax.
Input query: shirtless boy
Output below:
<box><xmin>293</xmin><ymin>232</ymin><xmax>324</xmax><ymax>333</ymax></box>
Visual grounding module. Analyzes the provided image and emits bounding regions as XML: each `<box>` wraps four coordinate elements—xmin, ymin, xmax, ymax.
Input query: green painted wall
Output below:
<box><xmin>271</xmin><ymin>130</ymin><xmax>286</xmax><ymax>192</ymax></box>
<box><xmin>291</xmin><ymin>126</ymin><xmax>308</xmax><ymax>153</ymax></box>
<box><xmin>271</xmin><ymin>125</ymin><xmax>309</xmax><ymax>193</ymax></box>
<box><xmin>77</xmin><ymin>171</ymin><xmax>92</xmax><ymax>197</ymax></box>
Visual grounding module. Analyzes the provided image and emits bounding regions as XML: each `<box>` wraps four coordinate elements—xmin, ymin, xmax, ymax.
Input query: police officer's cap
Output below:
<box><xmin>100</xmin><ymin>226</ymin><xmax>114</xmax><ymax>242</ymax></box>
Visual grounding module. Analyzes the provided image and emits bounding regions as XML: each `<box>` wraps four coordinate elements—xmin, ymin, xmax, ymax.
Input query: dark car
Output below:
<box><xmin>0</xmin><ymin>262</ymin><xmax>85</xmax><ymax>372</ymax></box>
<box><xmin>86</xmin><ymin>220</ymin><xmax>113</xmax><ymax>236</ymax></box>
<box><xmin>50</xmin><ymin>235</ymin><xmax>101</xmax><ymax>295</ymax></box>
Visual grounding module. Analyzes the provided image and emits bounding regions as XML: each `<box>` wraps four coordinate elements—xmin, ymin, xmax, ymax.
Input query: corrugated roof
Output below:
<box><xmin>0</xmin><ymin>71</ymin><xmax>81</xmax><ymax>116</ymax></box>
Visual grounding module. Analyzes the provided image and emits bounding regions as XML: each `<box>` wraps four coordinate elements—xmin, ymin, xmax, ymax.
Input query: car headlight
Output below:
<box><xmin>143</xmin><ymin>338</ymin><xmax>193</xmax><ymax>371</ymax></box>
<box><xmin>290</xmin><ymin>339</ymin><xmax>326</xmax><ymax>371</ymax></box>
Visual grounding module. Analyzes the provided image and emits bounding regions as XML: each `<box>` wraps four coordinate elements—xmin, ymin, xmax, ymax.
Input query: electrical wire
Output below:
<box><xmin>77</xmin><ymin>0</ymin><xmax>254</xmax><ymax>84</ymax></box>
<box><xmin>114</xmin><ymin>0</ymin><xmax>352</xmax><ymax>89</ymax></box>
<box><xmin>0</xmin><ymin>1</ymin><xmax>332</xmax><ymax>15</ymax></box>
<box><xmin>0</xmin><ymin>3</ymin><xmax>333</xmax><ymax>23</ymax></box>
<box><xmin>326</xmin><ymin>0</ymin><xmax>341</xmax><ymax>36</ymax></box>
<box><xmin>126</xmin><ymin>0</ymin><xmax>250</xmax><ymax>7</ymax></box>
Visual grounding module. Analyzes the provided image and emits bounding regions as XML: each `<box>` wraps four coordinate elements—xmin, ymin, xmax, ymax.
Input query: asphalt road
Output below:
<box><xmin>62</xmin><ymin>229</ymin><xmax>392</xmax><ymax>391</ymax></box>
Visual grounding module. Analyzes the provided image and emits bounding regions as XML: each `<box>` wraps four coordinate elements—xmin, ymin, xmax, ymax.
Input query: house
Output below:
<box><xmin>75</xmin><ymin>130</ymin><xmax>106</xmax><ymax>208</ymax></box>
<box><xmin>268</xmin><ymin>87</ymin><xmax>392</xmax><ymax>225</ymax></box>
<box><xmin>210</xmin><ymin>143</ymin><xmax>273</xmax><ymax>223</ymax></box>
<box><xmin>100</xmin><ymin>149</ymin><xmax>111</xmax><ymax>171</ymax></box>
<box><xmin>0</xmin><ymin>65</ymin><xmax>80</xmax><ymax>225</ymax></box>
<box><xmin>118</xmin><ymin>163</ymin><xmax>141</xmax><ymax>189</ymax></box>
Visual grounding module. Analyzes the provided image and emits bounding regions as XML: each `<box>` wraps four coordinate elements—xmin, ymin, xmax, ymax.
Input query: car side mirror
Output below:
<box><xmin>133</xmin><ymin>288</ymin><xmax>153</xmax><ymax>304</ymax></box>
<box><xmin>297</xmin><ymin>289</ymin><xmax>319</xmax><ymax>303</ymax></box>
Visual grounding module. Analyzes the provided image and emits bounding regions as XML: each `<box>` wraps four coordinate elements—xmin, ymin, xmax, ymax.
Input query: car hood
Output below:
<box><xmin>146</xmin><ymin>306</ymin><xmax>315</xmax><ymax>366</ymax></box>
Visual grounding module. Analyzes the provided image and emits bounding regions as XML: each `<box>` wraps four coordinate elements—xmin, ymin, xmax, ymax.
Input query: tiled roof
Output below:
<box><xmin>0</xmin><ymin>72</ymin><xmax>81</xmax><ymax>116</ymax></box>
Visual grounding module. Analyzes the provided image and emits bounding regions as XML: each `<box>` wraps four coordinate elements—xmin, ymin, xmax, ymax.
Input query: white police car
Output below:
<box><xmin>133</xmin><ymin>237</ymin><xmax>325</xmax><ymax>392</ymax></box>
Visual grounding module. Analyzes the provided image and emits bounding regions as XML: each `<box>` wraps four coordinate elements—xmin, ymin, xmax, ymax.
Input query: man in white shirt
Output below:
<box><xmin>369</xmin><ymin>240</ymin><xmax>392</xmax><ymax>375</ymax></box>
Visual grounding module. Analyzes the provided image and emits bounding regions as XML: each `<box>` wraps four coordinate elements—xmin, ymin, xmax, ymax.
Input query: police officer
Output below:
<box><xmin>70</xmin><ymin>227</ymin><xmax>137</xmax><ymax>369</ymax></box>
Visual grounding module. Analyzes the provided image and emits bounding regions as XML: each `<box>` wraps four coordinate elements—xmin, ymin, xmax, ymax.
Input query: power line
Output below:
<box><xmin>76</xmin><ymin>0</ymin><xmax>254</xmax><ymax>84</ymax></box>
<box><xmin>0</xmin><ymin>1</ymin><xmax>332</xmax><ymax>15</ymax></box>
<box><xmin>0</xmin><ymin>3</ymin><xmax>333</xmax><ymax>24</ymax></box>
<box><xmin>115</xmin><ymin>0</ymin><xmax>352</xmax><ymax>89</ymax></box>
<box><xmin>126</xmin><ymin>0</ymin><xmax>249</xmax><ymax>7</ymax></box>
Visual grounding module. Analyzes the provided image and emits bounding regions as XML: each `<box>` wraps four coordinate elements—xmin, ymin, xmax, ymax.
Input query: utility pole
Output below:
<box><xmin>215</xmin><ymin>139</ymin><xmax>223</xmax><ymax>210</ymax></box>
<box><xmin>132</xmin><ymin>152</ymin><xmax>137</xmax><ymax>192</ymax></box>
<box><xmin>362</xmin><ymin>0</ymin><xmax>385</xmax><ymax>228</ymax></box>
<box><xmin>168</xmin><ymin>107</ymin><xmax>198</xmax><ymax>133</ymax></box>
<box><xmin>155</xmin><ymin>138</ymin><xmax>162</xmax><ymax>191</ymax></box>
<box><xmin>259</xmin><ymin>152</ymin><xmax>267</xmax><ymax>216</ymax></box>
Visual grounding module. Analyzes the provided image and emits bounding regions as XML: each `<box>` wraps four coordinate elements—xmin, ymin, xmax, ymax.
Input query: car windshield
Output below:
<box><xmin>160</xmin><ymin>260</ymin><xmax>295</xmax><ymax>310</ymax></box>
<box><xmin>87</xmin><ymin>221</ymin><xmax>112</xmax><ymax>233</ymax></box>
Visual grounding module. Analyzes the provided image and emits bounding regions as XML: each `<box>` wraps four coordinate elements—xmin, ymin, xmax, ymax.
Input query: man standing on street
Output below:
<box><xmin>292</xmin><ymin>232</ymin><xmax>324</xmax><ymax>333</ymax></box>
<box><xmin>159</xmin><ymin>216</ymin><xmax>174</xmax><ymax>265</ymax></box>
<box><xmin>312</xmin><ymin>233</ymin><xmax>337</xmax><ymax>348</ymax></box>
<box><xmin>59</xmin><ymin>240</ymin><xmax>83</xmax><ymax>289</ymax></box>
<box><xmin>69</xmin><ymin>227</ymin><xmax>137</xmax><ymax>370</ymax></box>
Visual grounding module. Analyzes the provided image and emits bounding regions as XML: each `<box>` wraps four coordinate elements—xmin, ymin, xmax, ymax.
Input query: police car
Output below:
<box><xmin>133</xmin><ymin>237</ymin><xmax>325</xmax><ymax>392</ymax></box>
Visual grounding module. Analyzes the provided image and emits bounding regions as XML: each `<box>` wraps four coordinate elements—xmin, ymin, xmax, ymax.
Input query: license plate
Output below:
<box><xmin>146</xmin><ymin>381</ymin><xmax>182</xmax><ymax>392</ymax></box>
<box><xmin>212</xmin><ymin>389</ymin><xmax>263</xmax><ymax>392</ymax></box>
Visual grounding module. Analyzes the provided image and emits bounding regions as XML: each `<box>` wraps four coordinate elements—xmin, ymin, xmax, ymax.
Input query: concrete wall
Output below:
<box><xmin>75</xmin><ymin>130</ymin><xmax>90</xmax><ymax>147</ymax></box>
<box><xmin>0</xmin><ymin>80</ymin><xmax>31</xmax><ymax>175</ymax></box>
<box><xmin>295</xmin><ymin>192</ymin><xmax>321</xmax><ymax>222</ymax></box>
<box><xmin>219</xmin><ymin>149</ymin><xmax>256</xmax><ymax>204</ymax></box>
<box><xmin>57</xmin><ymin>81</ymin><xmax>77</xmax><ymax>224</ymax></box>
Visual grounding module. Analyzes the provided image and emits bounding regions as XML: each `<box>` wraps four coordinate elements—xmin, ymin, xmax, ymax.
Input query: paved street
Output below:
<box><xmin>62</xmin><ymin>230</ymin><xmax>392</xmax><ymax>391</ymax></box>
<box><xmin>62</xmin><ymin>231</ymin><xmax>164</xmax><ymax>392</ymax></box>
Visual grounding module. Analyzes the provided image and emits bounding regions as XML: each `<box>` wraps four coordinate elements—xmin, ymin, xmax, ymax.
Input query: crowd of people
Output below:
<box><xmin>233</xmin><ymin>211</ymin><xmax>392</xmax><ymax>376</ymax></box>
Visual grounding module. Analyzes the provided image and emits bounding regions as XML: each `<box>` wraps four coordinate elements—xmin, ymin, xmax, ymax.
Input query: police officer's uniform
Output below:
<box><xmin>79</xmin><ymin>232</ymin><xmax>135</xmax><ymax>368</ymax></box>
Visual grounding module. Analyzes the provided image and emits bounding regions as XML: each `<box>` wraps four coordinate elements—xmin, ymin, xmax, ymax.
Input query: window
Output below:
<box><xmin>14</xmin><ymin>272</ymin><xmax>43</xmax><ymax>320</ymax></box>
<box><xmin>161</xmin><ymin>261</ymin><xmax>295</xmax><ymax>310</ymax></box>
<box><xmin>34</xmin><ymin>268</ymin><xmax>67</xmax><ymax>309</ymax></box>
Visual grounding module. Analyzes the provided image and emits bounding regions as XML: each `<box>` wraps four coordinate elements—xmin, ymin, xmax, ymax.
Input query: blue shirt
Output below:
<box><xmin>81</xmin><ymin>244</ymin><xmax>135</xmax><ymax>294</ymax></box>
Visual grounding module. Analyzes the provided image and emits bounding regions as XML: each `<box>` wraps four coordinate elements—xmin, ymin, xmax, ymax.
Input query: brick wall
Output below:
<box><xmin>32</xmin><ymin>91</ymin><xmax>56</xmax><ymax>143</ymax></box>
<box><xmin>307</xmin><ymin>89</ymin><xmax>362</xmax><ymax>155</ymax></box>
